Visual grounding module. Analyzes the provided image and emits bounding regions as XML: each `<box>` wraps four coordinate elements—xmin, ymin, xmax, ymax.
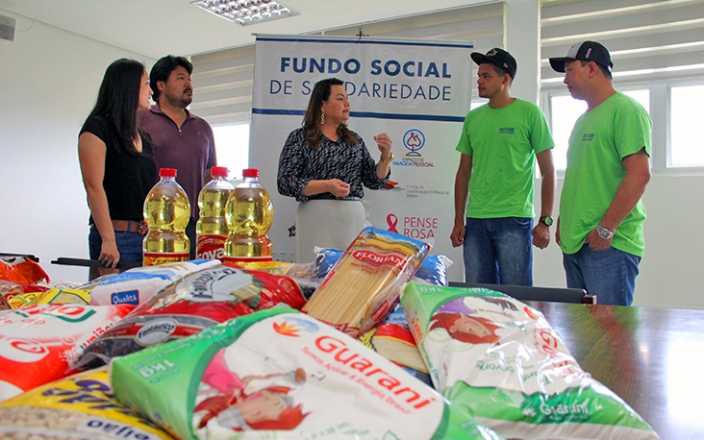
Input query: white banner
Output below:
<box><xmin>250</xmin><ymin>34</ymin><xmax>472</xmax><ymax>281</ymax></box>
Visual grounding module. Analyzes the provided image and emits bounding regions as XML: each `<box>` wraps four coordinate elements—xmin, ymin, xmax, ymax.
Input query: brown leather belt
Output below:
<box><xmin>112</xmin><ymin>220</ymin><xmax>147</xmax><ymax>235</ymax></box>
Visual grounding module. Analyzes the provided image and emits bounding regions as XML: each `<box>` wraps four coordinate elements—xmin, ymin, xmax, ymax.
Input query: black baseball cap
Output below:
<box><xmin>549</xmin><ymin>41</ymin><xmax>613</xmax><ymax>73</ymax></box>
<box><xmin>471</xmin><ymin>48</ymin><xmax>517</xmax><ymax>79</ymax></box>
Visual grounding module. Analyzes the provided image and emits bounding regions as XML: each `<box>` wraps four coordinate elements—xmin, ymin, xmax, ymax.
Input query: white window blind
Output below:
<box><xmin>190</xmin><ymin>46</ymin><xmax>255</xmax><ymax>126</ymax></box>
<box><xmin>541</xmin><ymin>0</ymin><xmax>704</xmax><ymax>88</ymax></box>
<box><xmin>190</xmin><ymin>2</ymin><xmax>504</xmax><ymax>125</ymax></box>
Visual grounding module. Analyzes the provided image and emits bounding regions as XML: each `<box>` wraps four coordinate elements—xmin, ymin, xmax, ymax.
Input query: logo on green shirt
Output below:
<box><xmin>499</xmin><ymin>127</ymin><xmax>515</xmax><ymax>134</ymax></box>
<box><xmin>581</xmin><ymin>133</ymin><xmax>594</xmax><ymax>141</ymax></box>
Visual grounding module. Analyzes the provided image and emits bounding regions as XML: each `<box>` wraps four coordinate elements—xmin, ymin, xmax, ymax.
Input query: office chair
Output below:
<box><xmin>447</xmin><ymin>281</ymin><xmax>597</xmax><ymax>304</ymax></box>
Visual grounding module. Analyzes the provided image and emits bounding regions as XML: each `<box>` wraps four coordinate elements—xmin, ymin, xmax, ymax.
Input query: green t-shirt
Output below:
<box><xmin>559</xmin><ymin>92</ymin><xmax>652</xmax><ymax>257</ymax></box>
<box><xmin>455</xmin><ymin>99</ymin><xmax>554</xmax><ymax>218</ymax></box>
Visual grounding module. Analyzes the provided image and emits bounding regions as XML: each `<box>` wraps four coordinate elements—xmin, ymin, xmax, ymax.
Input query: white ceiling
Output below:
<box><xmin>0</xmin><ymin>0</ymin><xmax>491</xmax><ymax>58</ymax></box>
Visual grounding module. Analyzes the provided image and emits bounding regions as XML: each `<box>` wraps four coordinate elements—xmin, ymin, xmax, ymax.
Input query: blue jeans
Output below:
<box><xmin>89</xmin><ymin>225</ymin><xmax>143</xmax><ymax>264</ymax></box>
<box><xmin>463</xmin><ymin>217</ymin><xmax>533</xmax><ymax>286</ymax></box>
<box><xmin>563</xmin><ymin>244</ymin><xmax>641</xmax><ymax>306</ymax></box>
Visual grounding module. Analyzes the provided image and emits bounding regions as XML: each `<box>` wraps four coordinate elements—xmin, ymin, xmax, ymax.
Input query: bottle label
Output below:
<box><xmin>196</xmin><ymin>234</ymin><xmax>227</xmax><ymax>260</ymax></box>
<box><xmin>221</xmin><ymin>255</ymin><xmax>273</xmax><ymax>264</ymax></box>
<box><xmin>143</xmin><ymin>252</ymin><xmax>189</xmax><ymax>266</ymax></box>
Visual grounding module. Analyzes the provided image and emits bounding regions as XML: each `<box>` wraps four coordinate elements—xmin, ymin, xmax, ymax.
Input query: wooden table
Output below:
<box><xmin>531</xmin><ymin>302</ymin><xmax>704</xmax><ymax>440</ymax></box>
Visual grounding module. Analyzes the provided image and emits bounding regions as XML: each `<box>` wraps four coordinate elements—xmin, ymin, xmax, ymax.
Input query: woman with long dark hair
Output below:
<box><xmin>277</xmin><ymin>78</ymin><xmax>393</xmax><ymax>262</ymax></box>
<box><xmin>78</xmin><ymin>59</ymin><xmax>157</xmax><ymax>274</ymax></box>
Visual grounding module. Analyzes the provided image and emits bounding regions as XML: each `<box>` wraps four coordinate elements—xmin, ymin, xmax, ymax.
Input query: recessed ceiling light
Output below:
<box><xmin>191</xmin><ymin>0</ymin><xmax>296</xmax><ymax>26</ymax></box>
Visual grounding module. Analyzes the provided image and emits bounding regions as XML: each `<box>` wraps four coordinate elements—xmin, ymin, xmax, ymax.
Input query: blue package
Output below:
<box><xmin>313</xmin><ymin>247</ymin><xmax>451</xmax><ymax>285</ymax></box>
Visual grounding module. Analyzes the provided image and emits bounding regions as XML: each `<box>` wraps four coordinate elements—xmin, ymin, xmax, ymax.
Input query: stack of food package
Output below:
<box><xmin>0</xmin><ymin>227</ymin><xmax>658</xmax><ymax>439</ymax></box>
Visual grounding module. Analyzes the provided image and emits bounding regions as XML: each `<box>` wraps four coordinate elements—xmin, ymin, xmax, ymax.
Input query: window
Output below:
<box><xmin>549</xmin><ymin>89</ymin><xmax>650</xmax><ymax>170</ymax></box>
<box><xmin>549</xmin><ymin>95</ymin><xmax>587</xmax><ymax>171</ymax></box>
<box><xmin>470</xmin><ymin>99</ymin><xmax>487</xmax><ymax>110</ymax></box>
<box><xmin>212</xmin><ymin>124</ymin><xmax>250</xmax><ymax>180</ymax></box>
<box><xmin>670</xmin><ymin>84</ymin><xmax>704</xmax><ymax>168</ymax></box>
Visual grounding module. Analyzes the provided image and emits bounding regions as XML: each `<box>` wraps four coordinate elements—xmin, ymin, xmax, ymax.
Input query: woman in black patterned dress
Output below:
<box><xmin>277</xmin><ymin>78</ymin><xmax>393</xmax><ymax>262</ymax></box>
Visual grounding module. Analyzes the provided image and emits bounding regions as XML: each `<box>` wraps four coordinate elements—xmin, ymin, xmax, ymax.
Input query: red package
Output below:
<box><xmin>0</xmin><ymin>257</ymin><xmax>50</xmax><ymax>286</ymax></box>
<box><xmin>0</xmin><ymin>304</ymin><xmax>134</xmax><ymax>400</ymax></box>
<box><xmin>76</xmin><ymin>264</ymin><xmax>305</xmax><ymax>368</ymax></box>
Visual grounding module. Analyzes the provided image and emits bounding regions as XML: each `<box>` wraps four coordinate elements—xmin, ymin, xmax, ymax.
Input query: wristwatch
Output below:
<box><xmin>540</xmin><ymin>215</ymin><xmax>554</xmax><ymax>227</ymax></box>
<box><xmin>596</xmin><ymin>224</ymin><xmax>615</xmax><ymax>240</ymax></box>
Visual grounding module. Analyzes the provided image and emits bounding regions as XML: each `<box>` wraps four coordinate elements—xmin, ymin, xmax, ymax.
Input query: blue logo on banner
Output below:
<box><xmin>403</xmin><ymin>129</ymin><xmax>426</xmax><ymax>157</ymax></box>
<box><xmin>111</xmin><ymin>290</ymin><xmax>139</xmax><ymax>305</ymax></box>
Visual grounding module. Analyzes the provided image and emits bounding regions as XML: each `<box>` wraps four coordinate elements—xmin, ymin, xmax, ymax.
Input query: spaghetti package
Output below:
<box><xmin>77</xmin><ymin>264</ymin><xmax>306</xmax><ymax>368</ymax></box>
<box><xmin>402</xmin><ymin>283</ymin><xmax>659</xmax><ymax>439</ymax></box>
<box><xmin>303</xmin><ymin>227</ymin><xmax>430</xmax><ymax>337</ymax></box>
<box><xmin>0</xmin><ymin>304</ymin><xmax>134</xmax><ymax>400</ymax></box>
<box><xmin>313</xmin><ymin>247</ymin><xmax>452</xmax><ymax>286</ymax></box>
<box><xmin>360</xmin><ymin>303</ymin><xmax>431</xmax><ymax>385</ymax></box>
<box><xmin>0</xmin><ymin>368</ymin><xmax>174</xmax><ymax>439</ymax></box>
<box><xmin>79</xmin><ymin>259</ymin><xmax>220</xmax><ymax>306</ymax></box>
<box><xmin>110</xmin><ymin>307</ymin><xmax>501</xmax><ymax>440</ymax></box>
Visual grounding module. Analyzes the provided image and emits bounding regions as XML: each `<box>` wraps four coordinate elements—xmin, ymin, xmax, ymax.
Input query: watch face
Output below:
<box><xmin>597</xmin><ymin>227</ymin><xmax>611</xmax><ymax>240</ymax></box>
<box><xmin>542</xmin><ymin>216</ymin><xmax>553</xmax><ymax>226</ymax></box>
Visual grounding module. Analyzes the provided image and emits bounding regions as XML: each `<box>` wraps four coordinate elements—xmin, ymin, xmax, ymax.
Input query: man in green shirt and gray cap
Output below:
<box><xmin>451</xmin><ymin>48</ymin><xmax>556</xmax><ymax>286</ymax></box>
<box><xmin>550</xmin><ymin>41</ymin><xmax>652</xmax><ymax>305</ymax></box>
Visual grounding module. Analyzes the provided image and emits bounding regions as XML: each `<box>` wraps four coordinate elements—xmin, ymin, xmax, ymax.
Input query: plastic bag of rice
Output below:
<box><xmin>110</xmin><ymin>306</ymin><xmax>501</xmax><ymax>439</ymax></box>
<box><xmin>401</xmin><ymin>283</ymin><xmax>658</xmax><ymax>440</ymax></box>
<box><xmin>0</xmin><ymin>368</ymin><xmax>173</xmax><ymax>439</ymax></box>
<box><xmin>80</xmin><ymin>259</ymin><xmax>220</xmax><ymax>306</ymax></box>
<box><xmin>0</xmin><ymin>304</ymin><xmax>133</xmax><ymax>400</ymax></box>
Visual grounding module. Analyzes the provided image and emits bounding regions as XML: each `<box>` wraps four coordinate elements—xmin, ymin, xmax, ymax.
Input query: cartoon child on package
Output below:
<box><xmin>428</xmin><ymin>298</ymin><xmax>502</xmax><ymax>345</ymax></box>
<box><xmin>194</xmin><ymin>349</ymin><xmax>309</xmax><ymax>432</ymax></box>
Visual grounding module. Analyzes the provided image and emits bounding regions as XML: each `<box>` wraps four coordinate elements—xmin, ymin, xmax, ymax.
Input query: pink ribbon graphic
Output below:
<box><xmin>386</xmin><ymin>213</ymin><xmax>399</xmax><ymax>233</ymax></box>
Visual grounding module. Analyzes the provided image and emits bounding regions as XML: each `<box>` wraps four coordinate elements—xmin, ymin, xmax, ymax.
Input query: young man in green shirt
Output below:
<box><xmin>451</xmin><ymin>48</ymin><xmax>556</xmax><ymax>286</ymax></box>
<box><xmin>550</xmin><ymin>41</ymin><xmax>651</xmax><ymax>305</ymax></box>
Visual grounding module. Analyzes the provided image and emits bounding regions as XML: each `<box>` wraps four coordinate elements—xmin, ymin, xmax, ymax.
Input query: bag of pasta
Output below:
<box><xmin>79</xmin><ymin>259</ymin><xmax>220</xmax><ymax>306</ymax></box>
<box><xmin>360</xmin><ymin>302</ymin><xmax>431</xmax><ymax>385</ymax></box>
<box><xmin>228</xmin><ymin>260</ymin><xmax>320</xmax><ymax>299</ymax></box>
<box><xmin>402</xmin><ymin>282</ymin><xmax>659</xmax><ymax>439</ymax></box>
<box><xmin>303</xmin><ymin>227</ymin><xmax>430</xmax><ymax>337</ymax></box>
<box><xmin>110</xmin><ymin>306</ymin><xmax>501</xmax><ymax>440</ymax></box>
<box><xmin>5</xmin><ymin>287</ymin><xmax>92</xmax><ymax>310</ymax></box>
<box><xmin>313</xmin><ymin>247</ymin><xmax>453</xmax><ymax>286</ymax></box>
<box><xmin>76</xmin><ymin>264</ymin><xmax>306</xmax><ymax>368</ymax></box>
<box><xmin>0</xmin><ymin>368</ymin><xmax>174</xmax><ymax>439</ymax></box>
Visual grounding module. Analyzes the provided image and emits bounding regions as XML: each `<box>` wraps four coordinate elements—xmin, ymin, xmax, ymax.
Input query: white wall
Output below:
<box><xmin>0</xmin><ymin>13</ymin><xmax>153</xmax><ymax>283</ymax></box>
<box><xmin>532</xmin><ymin>175</ymin><xmax>704</xmax><ymax>309</ymax></box>
<box><xmin>504</xmin><ymin>0</ymin><xmax>539</xmax><ymax>103</ymax></box>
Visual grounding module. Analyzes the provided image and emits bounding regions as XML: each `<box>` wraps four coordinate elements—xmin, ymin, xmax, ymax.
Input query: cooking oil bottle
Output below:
<box><xmin>223</xmin><ymin>168</ymin><xmax>273</xmax><ymax>263</ymax></box>
<box><xmin>196</xmin><ymin>166</ymin><xmax>233</xmax><ymax>260</ymax></box>
<box><xmin>143</xmin><ymin>168</ymin><xmax>191</xmax><ymax>265</ymax></box>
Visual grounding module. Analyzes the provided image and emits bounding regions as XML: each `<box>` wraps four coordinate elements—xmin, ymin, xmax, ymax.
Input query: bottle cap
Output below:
<box><xmin>160</xmin><ymin>168</ymin><xmax>177</xmax><ymax>177</ymax></box>
<box><xmin>211</xmin><ymin>166</ymin><xmax>229</xmax><ymax>178</ymax></box>
<box><xmin>243</xmin><ymin>168</ymin><xmax>260</xmax><ymax>178</ymax></box>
